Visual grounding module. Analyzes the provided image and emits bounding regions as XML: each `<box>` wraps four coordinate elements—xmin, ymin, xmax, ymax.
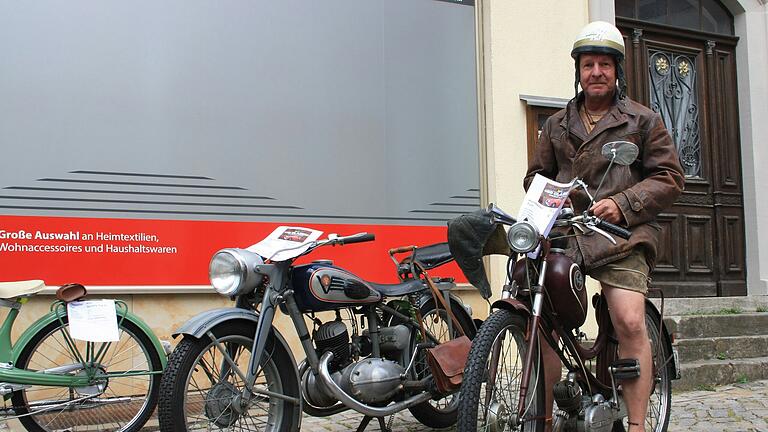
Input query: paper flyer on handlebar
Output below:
<box><xmin>518</xmin><ymin>174</ymin><xmax>577</xmax><ymax>242</ymax></box>
<box><xmin>247</xmin><ymin>226</ymin><xmax>323</xmax><ymax>261</ymax></box>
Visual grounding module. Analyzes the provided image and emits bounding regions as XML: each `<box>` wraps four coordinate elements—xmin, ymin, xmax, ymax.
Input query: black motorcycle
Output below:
<box><xmin>158</xmin><ymin>228</ymin><xmax>476</xmax><ymax>431</ymax></box>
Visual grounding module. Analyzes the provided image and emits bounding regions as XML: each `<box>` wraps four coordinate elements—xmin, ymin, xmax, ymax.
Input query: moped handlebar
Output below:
<box><xmin>594</xmin><ymin>218</ymin><xmax>632</xmax><ymax>240</ymax></box>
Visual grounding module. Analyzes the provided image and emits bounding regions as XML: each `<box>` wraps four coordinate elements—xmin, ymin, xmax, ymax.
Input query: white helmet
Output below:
<box><xmin>571</xmin><ymin>21</ymin><xmax>625</xmax><ymax>61</ymax></box>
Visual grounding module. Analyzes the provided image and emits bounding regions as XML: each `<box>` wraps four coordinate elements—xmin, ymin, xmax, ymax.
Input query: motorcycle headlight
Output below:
<box><xmin>506</xmin><ymin>221</ymin><xmax>540</xmax><ymax>254</ymax></box>
<box><xmin>209</xmin><ymin>248</ymin><xmax>264</xmax><ymax>297</ymax></box>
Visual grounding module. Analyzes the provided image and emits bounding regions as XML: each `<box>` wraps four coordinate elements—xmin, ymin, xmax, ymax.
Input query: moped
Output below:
<box><xmin>158</xmin><ymin>227</ymin><xmax>476</xmax><ymax>431</ymax></box>
<box><xmin>454</xmin><ymin>141</ymin><xmax>679</xmax><ymax>432</ymax></box>
<box><xmin>0</xmin><ymin>281</ymin><xmax>166</xmax><ymax>432</ymax></box>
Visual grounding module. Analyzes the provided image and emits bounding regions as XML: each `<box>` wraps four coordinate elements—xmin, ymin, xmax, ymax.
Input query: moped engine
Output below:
<box><xmin>582</xmin><ymin>394</ymin><xmax>617</xmax><ymax>432</ymax></box>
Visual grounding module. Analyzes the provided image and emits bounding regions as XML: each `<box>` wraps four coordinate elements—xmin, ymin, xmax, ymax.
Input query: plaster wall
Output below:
<box><xmin>732</xmin><ymin>1</ymin><xmax>768</xmax><ymax>295</ymax></box>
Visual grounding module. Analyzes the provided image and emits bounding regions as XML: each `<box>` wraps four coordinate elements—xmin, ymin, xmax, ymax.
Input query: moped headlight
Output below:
<box><xmin>209</xmin><ymin>248</ymin><xmax>264</xmax><ymax>297</ymax></box>
<box><xmin>506</xmin><ymin>221</ymin><xmax>540</xmax><ymax>254</ymax></box>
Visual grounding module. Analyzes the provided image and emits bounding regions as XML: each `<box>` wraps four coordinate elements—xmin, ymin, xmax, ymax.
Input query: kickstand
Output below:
<box><xmin>356</xmin><ymin>415</ymin><xmax>391</xmax><ymax>432</ymax></box>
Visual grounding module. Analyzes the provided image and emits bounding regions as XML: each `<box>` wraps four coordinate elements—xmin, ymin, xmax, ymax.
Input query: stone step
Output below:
<box><xmin>674</xmin><ymin>335</ymin><xmax>768</xmax><ymax>363</ymax></box>
<box><xmin>674</xmin><ymin>356</ymin><xmax>768</xmax><ymax>391</ymax></box>
<box><xmin>665</xmin><ymin>312</ymin><xmax>768</xmax><ymax>339</ymax></box>
<box><xmin>650</xmin><ymin>296</ymin><xmax>768</xmax><ymax>316</ymax></box>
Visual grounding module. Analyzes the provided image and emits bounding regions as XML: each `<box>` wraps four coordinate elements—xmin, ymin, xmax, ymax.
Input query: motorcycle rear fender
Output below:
<box><xmin>644</xmin><ymin>299</ymin><xmax>680</xmax><ymax>380</ymax></box>
<box><xmin>13</xmin><ymin>306</ymin><xmax>168</xmax><ymax>368</ymax></box>
<box><xmin>417</xmin><ymin>292</ymin><xmax>477</xmax><ymax>335</ymax></box>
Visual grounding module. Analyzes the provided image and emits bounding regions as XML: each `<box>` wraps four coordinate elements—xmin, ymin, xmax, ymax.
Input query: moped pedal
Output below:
<box><xmin>610</xmin><ymin>358</ymin><xmax>640</xmax><ymax>380</ymax></box>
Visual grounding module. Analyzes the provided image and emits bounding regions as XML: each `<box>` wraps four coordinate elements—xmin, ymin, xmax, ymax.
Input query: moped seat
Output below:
<box><xmin>0</xmin><ymin>280</ymin><xmax>46</xmax><ymax>299</ymax></box>
<box><xmin>367</xmin><ymin>279</ymin><xmax>425</xmax><ymax>297</ymax></box>
<box><xmin>399</xmin><ymin>242</ymin><xmax>454</xmax><ymax>270</ymax></box>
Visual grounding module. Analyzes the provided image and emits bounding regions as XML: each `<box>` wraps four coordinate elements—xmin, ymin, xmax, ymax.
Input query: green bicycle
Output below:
<box><xmin>0</xmin><ymin>280</ymin><xmax>167</xmax><ymax>432</ymax></box>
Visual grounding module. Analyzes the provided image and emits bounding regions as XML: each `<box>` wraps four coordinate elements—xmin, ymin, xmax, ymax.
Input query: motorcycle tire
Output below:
<box><xmin>457</xmin><ymin>309</ymin><xmax>545</xmax><ymax>432</ymax></box>
<box><xmin>11</xmin><ymin>316</ymin><xmax>163</xmax><ymax>432</ymax></box>
<box><xmin>609</xmin><ymin>303</ymin><xmax>673</xmax><ymax>432</ymax></box>
<box><xmin>157</xmin><ymin>321</ymin><xmax>300</xmax><ymax>432</ymax></box>
<box><xmin>408</xmin><ymin>297</ymin><xmax>476</xmax><ymax>429</ymax></box>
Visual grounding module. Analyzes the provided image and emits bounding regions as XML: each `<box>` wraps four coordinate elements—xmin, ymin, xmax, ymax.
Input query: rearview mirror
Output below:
<box><xmin>601</xmin><ymin>141</ymin><xmax>639</xmax><ymax>166</ymax></box>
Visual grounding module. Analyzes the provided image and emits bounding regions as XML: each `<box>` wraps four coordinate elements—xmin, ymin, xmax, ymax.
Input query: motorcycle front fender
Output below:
<box><xmin>172</xmin><ymin>307</ymin><xmax>297</xmax><ymax>367</ymax></box>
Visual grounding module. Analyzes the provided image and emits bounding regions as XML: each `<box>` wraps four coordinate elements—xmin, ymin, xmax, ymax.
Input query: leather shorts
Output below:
<box><xmin>589</xmin><ymin>247</ymin><xmax>650</xmax><ymax>294</ymax></box>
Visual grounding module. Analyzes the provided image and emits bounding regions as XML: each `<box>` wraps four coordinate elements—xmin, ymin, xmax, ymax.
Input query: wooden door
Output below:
<box><xmin>618</xmin><ymin>19</ymin><xmax>746</xmax><ymax>297</ymax></box>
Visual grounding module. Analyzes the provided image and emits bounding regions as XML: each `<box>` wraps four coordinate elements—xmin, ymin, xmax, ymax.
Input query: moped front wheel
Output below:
<box><xmin>10</xmin><ymin>316</ymin><xmax>163</xmax><ymax>432</ymax></box>
<box><xmin>157</xmin><ymin>321</ymin><xmax>299</xmax><ymax>432</ymax></box>
<box><xmin>457</xmin><ymin>309</ymin><xmax>545</xmax><ymax>432</ymax></box>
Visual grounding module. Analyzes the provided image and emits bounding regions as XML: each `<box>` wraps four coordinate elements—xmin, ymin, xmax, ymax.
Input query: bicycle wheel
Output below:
<box><xmin>408</xmin><ymin>297</ymin><xmax>476</xmax><ymax>428</ymax></box>
<box><xmin>11</xmin><ymin>316</ymin><xmax>163</xmax><ymax>432</ymax></box>
<box><xmin>457</xmin><ymin>309</ymin><xmax>545</xmax><ymax>432</ymax></box>
<box><xmin>610</xmin><ymin>304</ymin><xmax>672</xmax><ymax>432</ymax></box>
<box><xmin>157</xmin><ymin>321</ymin><xmax>300</xmax><ymax>432</ymax></box>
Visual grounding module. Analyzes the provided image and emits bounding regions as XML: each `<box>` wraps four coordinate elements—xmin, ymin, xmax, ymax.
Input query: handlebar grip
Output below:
<box><xmin>340</xmin><ymin>233</ymin><xmax>375</xmax><ymax>245</ymax></box>
<box><xmin>388</xmin><ymin>245</ymin><xmax>416</xmax><ymax>255</ymax></box>
<box><xmin>596</xmin><ymin>219</ymin><xmax>632</xmax><ymax>240</ymax></box>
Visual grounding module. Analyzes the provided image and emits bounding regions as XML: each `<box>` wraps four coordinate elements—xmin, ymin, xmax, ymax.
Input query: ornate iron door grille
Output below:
<box><xmin>648</xmin><ymin>50</ymin><xmax>701</xmax><ymax>178</ymax></box>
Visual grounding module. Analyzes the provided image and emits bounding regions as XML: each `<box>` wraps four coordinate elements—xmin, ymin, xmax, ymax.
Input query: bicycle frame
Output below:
<box><xmin>0</xmin><ymin>296</ymin><xmax>165</xmax><ymax>390</ymax></box>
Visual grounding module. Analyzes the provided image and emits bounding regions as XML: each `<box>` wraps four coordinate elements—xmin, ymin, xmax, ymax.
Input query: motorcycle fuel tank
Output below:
<box><xmin>291</xmin><ymin>262</ymin><xmax>382</xmax><ymax>312</ymax></box>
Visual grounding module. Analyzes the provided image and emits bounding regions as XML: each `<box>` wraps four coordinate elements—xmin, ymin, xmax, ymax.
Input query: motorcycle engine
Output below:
<box><xmin>302</xmin><ymin>322</ymin><xmax>407</xmax><ymax>407</ymax></box>
<box><xmin>339</xmin><ymin>357</ymin><xmax>405</xmax><ymax>404</ymax></box>
<box><xmin>314</xmin><ymin>321</ymin><xmax>351</xmax><ymax>371</ymax></box>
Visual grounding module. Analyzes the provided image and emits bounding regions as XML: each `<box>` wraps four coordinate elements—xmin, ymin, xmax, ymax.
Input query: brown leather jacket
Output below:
<box><xmin>524</xmin><ymin>95</ymin><xmax>685</xmax><ymax>272</ymax></box>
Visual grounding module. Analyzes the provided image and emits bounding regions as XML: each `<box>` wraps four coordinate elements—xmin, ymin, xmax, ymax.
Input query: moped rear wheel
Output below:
<box><xmin>10</xmin><ymin>316</ymin><xmax>162</xmax><ymax>432</ymax></box>
<box><xmin>609</xmin><ymin>304</ymin><xmax>672</xmax><ymax>432</ymax></box>
<box><xmin>157</xmin><ymin>321</ymin><xmax>299</xmax><ymax>432</ymax></box>
<box><xmin>457</xmin><ymin>309</ymin><xmax>545</xmax><ymax>432</ymax></box>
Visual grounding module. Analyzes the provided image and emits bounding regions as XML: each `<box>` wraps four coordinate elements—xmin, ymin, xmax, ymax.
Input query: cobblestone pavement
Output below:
<box><xmin>300</xmin><ymin>379</ymin><xmax>768</xmax><ymax>432</ymax></box>
<box><xmin>2</xmin><ymin>380</ymin><xmax>766</xmax><ymax>431</ymax></box>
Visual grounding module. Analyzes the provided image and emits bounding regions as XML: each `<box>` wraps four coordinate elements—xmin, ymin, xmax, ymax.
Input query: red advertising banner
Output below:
<box><xmin>0</xmin><ymin>215</ymin><xmax>465</xmax><ymax>286</ymax></box>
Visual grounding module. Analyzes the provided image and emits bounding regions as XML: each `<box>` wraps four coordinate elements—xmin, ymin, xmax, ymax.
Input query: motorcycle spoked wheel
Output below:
<box><xmin>457</xmin><ymin>309</ymin><xmax>545</xmax><ymax>432</ymax></box>
<box><xmin>408</xmin><ymin>298</ymin><xmax>476</xmax><ymax>429</ymax></box>
<box><xmin>158</xmin><ymin>321</ymin><xmax>300</xmax><ymax>432</ymax></box>
<box><xmin>609</xmin><ymin>304</ymin><xmax>673</xmax><ymax>432</ymax></box>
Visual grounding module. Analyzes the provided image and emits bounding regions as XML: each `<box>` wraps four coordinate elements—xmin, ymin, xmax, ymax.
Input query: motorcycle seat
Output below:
<box><xmin>367</xmin><ymin>279</ymin><xmax>425</xmax><ymax>297</ymax></box>
<box><xmin>399</xmin><ymin>242</ymin><xmax>454</xmax><ymax>270</ymax></box>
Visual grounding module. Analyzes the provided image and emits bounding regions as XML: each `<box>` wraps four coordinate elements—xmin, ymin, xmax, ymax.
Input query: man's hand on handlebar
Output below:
<box><xmin>590</xmin><ymin>198</ymin><xmax>625</xmax><ymax>225</ymax></box>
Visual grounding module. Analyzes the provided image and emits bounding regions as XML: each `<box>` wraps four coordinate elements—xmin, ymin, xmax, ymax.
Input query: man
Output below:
<box><xmin>524</xmin><ymin>21</ymin><xmax>685</xmax><ymax>431</ymax></box>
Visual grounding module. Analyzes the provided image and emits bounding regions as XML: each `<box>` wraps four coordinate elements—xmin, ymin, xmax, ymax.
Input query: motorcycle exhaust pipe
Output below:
<box><xmin>316</xmin><ymin>352</ymin><xmax>433</xmax><ymax>417</ymax></box>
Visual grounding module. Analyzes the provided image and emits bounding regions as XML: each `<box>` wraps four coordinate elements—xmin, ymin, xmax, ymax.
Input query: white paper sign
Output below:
<box><xmin>67</xmin><ymin>300</ymin><xmax>120</xmax><ymax>342</ymax></box>
<box><xmin>247</xmin><ymin>226</ymin><xmax>323</xmax><ymax>262</ymax></box>
<box><xmin>518</xmin><ymin>174</ymin><xmax>578</xmax><ymax>257</ymax></box>
<box><xmin>517</xmin><ymin>174</ymin><xmax>577</xmax><ymax>237</ymax></box>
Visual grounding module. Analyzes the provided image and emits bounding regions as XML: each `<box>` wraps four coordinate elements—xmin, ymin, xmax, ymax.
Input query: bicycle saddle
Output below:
<box><xmin>56</xmin><ymin>283</ymin><xmax>88</xmax><ymax>302</ymax></box>
<box><xmin>0</xmin><ymin>280</ymin><xmax>46</xmax><ymax>299</ymax></box>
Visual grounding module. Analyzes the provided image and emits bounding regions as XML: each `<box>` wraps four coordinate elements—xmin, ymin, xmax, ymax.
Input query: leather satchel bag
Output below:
<box><xmin>417</xmin><ymin>263</ymin><xmax>472</xmax><ymax>394</ymax></box>
<box><xmin>426</xmin><ymin>335</ymin><xmax>472</xmax><ymax>394</ymax></box>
